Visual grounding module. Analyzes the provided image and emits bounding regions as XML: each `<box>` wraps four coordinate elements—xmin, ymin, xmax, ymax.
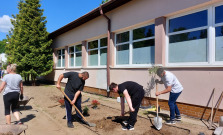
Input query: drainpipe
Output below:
<box><xmin>99</xmin><ymin>5</ymin><xmax>111</xmax><ymax>98</ymax></box>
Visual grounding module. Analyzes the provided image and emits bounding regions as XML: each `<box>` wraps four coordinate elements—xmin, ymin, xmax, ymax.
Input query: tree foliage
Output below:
<box><xmin>0</xmin><ymin>39</ymin><xmax>7</xmax><ymax>53</ymax></box>
<box><xmin>6</xmin><ymin>0</ymin><xmax>53</xmax><ymax>85</ymax></box>
<box><xmin>101</xmin><ymin>0</ymin><xmax>109</xmax><ymax>4</ymax></box>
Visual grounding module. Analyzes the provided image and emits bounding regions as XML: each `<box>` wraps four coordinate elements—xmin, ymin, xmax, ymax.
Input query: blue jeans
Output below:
<box><xmin>168</xmin><ymin>91</ymin><xmax>182</xmax><ymax>121</ymax></box>
<box><xmin>64</xmin><ymin>91</ymin><xmax>82</xmax><ymax>122</ymax></box>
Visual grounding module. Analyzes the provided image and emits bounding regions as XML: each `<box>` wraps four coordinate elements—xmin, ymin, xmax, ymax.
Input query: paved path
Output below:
<box><xmin>0</xmin><ymin>91</ymin><xmax>6</xmax><ymax>124</ymax></box>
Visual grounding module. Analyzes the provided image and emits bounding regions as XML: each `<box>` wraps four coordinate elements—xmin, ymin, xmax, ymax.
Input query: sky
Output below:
<box><xmin>0</xmin><ymin>0</ymin><xmax>104</xmax><ymax>41</ymax></box>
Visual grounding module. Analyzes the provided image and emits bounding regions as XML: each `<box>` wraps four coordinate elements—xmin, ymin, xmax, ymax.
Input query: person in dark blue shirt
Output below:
<box><xmin>56</xmin><ymin>71</ymin><xmax>89</xmax><ymax>128</ymax></box>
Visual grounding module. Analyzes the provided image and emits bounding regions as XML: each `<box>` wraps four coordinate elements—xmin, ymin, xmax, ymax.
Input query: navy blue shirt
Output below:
<box><xmin>63</xmin><ymin>72</ymin><xmax>85</xmax><ymax>95</ymax></box>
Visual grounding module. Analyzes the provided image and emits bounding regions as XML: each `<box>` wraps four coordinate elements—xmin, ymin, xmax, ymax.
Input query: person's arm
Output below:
<box><xmin>56</xmin><ymin>74</ymin><xmax>64</xmax><ymax>90</ymax></box>
<box><xmin>156</xmin><ymin>86</ymin><xmax>171</xmax><ymax>96</ymax></box>
<box><xmin>123</xmin><ymin>90</ymin><xmax>135</xmax><ymax>112</ymax></box>
<box><xmin>120</xmin><ymin>96</ymin><xmax>125</xmax><ymax>116</ymax></box>
<box><xmin>0</xmin><ymin>81</ymin><xmax>6</xmax><ymax>93</ymax></box>
<box><xmin>70</xmin><ymin>90</ymin><xmax>81</xmax><ymax>105</ymax></box>
<box><xmin>20</xmin><ymin>81</ymin><xmax>23</xmax><ymax>95</ymax></box>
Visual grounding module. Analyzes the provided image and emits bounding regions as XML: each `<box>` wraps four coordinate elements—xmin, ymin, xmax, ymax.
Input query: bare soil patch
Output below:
<box><xmin>21</xmin><ymin>85</ymin><xmax>213</xmax><ymax>135</ymax></box>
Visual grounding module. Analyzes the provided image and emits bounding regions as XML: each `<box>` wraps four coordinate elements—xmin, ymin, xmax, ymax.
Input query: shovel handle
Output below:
<box><xmin>58</xmin><ymin>88</ymin><xmax>88</xmax><ymax>122</ymax></box>
<box><xmin>156</xmin><ymin>83</ymin><xmax>159</xmax><ymax>115</ymax></box>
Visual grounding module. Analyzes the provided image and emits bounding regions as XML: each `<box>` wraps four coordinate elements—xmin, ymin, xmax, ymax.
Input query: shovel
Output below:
<box><xmin>154</xmin><ymin>83</ymin><xmax>162</xmax><ymax>130</ymax></box>
<box><xmin>58</xmin><ymin>88</ymin><xmax>96</xmax><ymax>127</ymax></box>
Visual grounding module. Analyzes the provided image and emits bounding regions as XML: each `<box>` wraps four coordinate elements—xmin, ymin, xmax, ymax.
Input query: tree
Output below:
<box><xmin>101</xmin><ymin>0</ymin><xmax>109</xmax><ymax>4</ymax></box>
<box><xmin>0</xmin><ymin>39</ymin><xmax>7</xmax><ymax>53</ymax></box>
<box><xmin>6</xmin><ymin>0</ymin><xmax>53</xmax><ymax>85</ymax></box>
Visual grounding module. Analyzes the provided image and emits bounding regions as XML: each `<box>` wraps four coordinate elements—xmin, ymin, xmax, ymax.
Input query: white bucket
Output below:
<box><xmin>219</xmin><ymin>116</ymin><xmax>223</xmax><ymax>127</ymax></box>
<box><xmin>117</xmin><ymin>97</ymin><xmax>127</xmax><ymax>103</ymax></box>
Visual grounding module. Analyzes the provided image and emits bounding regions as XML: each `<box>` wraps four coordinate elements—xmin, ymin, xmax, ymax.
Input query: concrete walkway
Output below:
<box><xmin>0</xmin><ymin>92</ymin><xmax>6</xmax><ymax>124</ymax></box>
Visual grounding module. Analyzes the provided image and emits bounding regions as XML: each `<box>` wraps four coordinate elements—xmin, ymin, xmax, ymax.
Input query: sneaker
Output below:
<box><xmin>67</xmin><ymin>121</ymin><xmax>74</xmax><ymax>128</ymax></box>
<box><xmin>14</xmin><ymin>121</ymin><xmax>23</xmax><ymax>125</ymax></box>
<box><xmin>122</xmin><ymin>125</ymin><xmax>128</xmax><ymax>130</ymax></box>
<box><xmin>126</xmin><ymin>124</ymin><xmax>134</xmax><ymax>130</ymax></box>
<box><xmin>165</xmin><ymin>120</ymin><xmax>176</xmax><ymax>125</ymax></box>
<box><xmin>122</xmin><ymin>121</ymin><xmax>128</xmax><ymax>126</ymax></box>
<box><xmin>175</xmin><ymin>116</ymin><xmax>181</xmax><ymax>121</ymax></box>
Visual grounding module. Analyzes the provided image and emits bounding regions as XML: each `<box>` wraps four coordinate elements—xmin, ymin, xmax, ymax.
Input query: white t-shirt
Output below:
<box><xmin>161</xmin><ymin>71</ymin><xmax>183</xmax><ymax>93</ymax></box>
<box><xmin>2</xmin><ymin>74</ymin><xmax>22</xmax><ymax>95</ymax></box>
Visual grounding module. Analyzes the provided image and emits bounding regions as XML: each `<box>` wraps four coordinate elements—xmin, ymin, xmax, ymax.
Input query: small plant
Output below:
<box><xmin>83</xmin><ymin>106</ymin><xmax>89</xmax><ymax>116</ymax></box>
<box><xmin>91</xmin><ymin>99</ymin><xmax>100</xmax><ymax>109</ymax></box>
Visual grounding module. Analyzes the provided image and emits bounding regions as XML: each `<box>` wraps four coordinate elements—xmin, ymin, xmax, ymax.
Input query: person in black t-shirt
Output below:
<box><xmin>56</xmin><ymin>71</ymin><xmax>89</xmax><ymax>128</ymax></box>
<box><xmin>109</xmin><ymin>81</ymin><xmax>145</xmax><ymax>131</ymax></box>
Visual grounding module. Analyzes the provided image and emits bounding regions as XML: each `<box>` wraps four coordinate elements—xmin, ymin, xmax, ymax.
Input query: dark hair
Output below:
<box><xmin>109</xmin><ymin>82</ymin><xmax>117</xmax><ymax>91</ymax></box>
<box><xmin>82</xmin><ymin>71</ymin><xmax>89</xmax><ymax>78</ymax></box>
<box><xmin>157</xmin><ymin>68</ymin><xmax>164</xmax><ymax>77</ymax></box>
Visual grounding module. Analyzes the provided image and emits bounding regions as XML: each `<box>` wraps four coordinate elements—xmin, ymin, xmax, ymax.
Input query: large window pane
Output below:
<box><xmin>100</xmin><ymin>48</ymin><xmax>107</xmax><ymax>65</ymax></box>
<box><xmin>169</xmin><ymin>10</ymin><xmax>207</xmax><ymax>33</ymax></box>
<box><xmin>62</xmin><ymin>55</ymin><xmax>65</xmax><ymax>67</ymax></box>
<box><xmin>76</xmin><ymin>53</ymin><xmax>82</xmax><ymax>66</ymax></box>
<box><xmin>88</xmin><ymin>40</ymin><xmax>98</xmax><ymax>49</ymax></box>
<box><xmin>100</xmin><ymin>38</ymin><xmax>107</xmax><ymax>47</ymax></box>
<box><xmin>116</xmin><ymin>44</ymin><xmax>129</xmax><ymax>65</ymax></box>
<box><xmin>133</xmin><ymin>24</ymin><xmax>155</xmax><ymax>40</ymax></box>
<box><xmin>215</xmin><ymin>5</ymin><xmax>223</xmax><ymax>24</ymax></box>
<box><xmin>88</xmin><ymin>50</ymin><xmax>98</xmax><ymax>66</ymax></box>
<box><xmin>215</xmin><ymin>26</ymin><xmax>223</xmax><ymax>61</ymax></box>
<box><xmin>133</xmin><ymin>39</ymin><xmax>155</xmax><ymax>64</ymax></box>
<box><xmin>169</xmin><ymin>30</ymin><xmax>207</xmax><ymax>63</ymax></box>
<box><xmin>57</xmin><ymin>56</ymin><xmax>61</xmax><ymax>67</ymax></box>
<box><xmin>69</xmin><ymin>54</ymin><xmax>74</xmax><ymax>67</ymax></box>
<box><xmin>75</xmin><ymin>44</ymin><xmax>82</xmax><ymax>52</ymax></box>
<box><xmin>116</xmin><ymin>31</ymin><xmax>129</xmax><ymax>44</ymax></box>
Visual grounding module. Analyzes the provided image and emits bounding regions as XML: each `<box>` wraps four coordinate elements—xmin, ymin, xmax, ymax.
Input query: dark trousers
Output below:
<box><xmin>168</xmin><ymin>91</ymin><xmax>182</xmax><ymax>120</ymax></box>
<box><xmin>3</xmin><ymin>92</ymin><xmax>20</xmax><ymax>115</ymax></box>
<box><xmin>128</xmin><ymin>90</ymin><xmax>145</xmax><ymax>126</ymax></box>
<box><xmin>64</xmin><ymin>91</ymin><xmax>82</xmax><ymax>123</ymax></box>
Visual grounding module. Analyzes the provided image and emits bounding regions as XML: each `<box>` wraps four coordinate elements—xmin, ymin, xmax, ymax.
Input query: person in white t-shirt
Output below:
<box><xmin>0</xmin><ymin>64</ymin><xmax>23</xmax><ymax>125</ymax></box>
<box><xmin>155</xmin><ymin>68</ymin><xmax>183</xmax><ymax>125</ymax></box>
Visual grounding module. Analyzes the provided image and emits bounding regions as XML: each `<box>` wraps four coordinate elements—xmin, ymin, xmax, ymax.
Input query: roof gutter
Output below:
<box><xmin>99</xmin><ymin>5</ymin><xmax>111</xmax><ymax>98</ymax></box>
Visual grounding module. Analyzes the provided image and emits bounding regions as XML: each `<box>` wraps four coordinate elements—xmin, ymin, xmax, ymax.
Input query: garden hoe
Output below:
<box><xmin>154</xmin><ymin>83</ymin><xmax>162</xmax><ymax>130</ymax></box>
<box><xmin>58</xmin><ymin>88</ymin><xmax>96</xmax><ymax>127</ymax></box>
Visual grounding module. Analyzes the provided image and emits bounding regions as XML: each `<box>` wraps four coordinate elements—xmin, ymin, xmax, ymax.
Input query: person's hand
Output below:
<box><xmin>155</xmin><ymin>91</ymin><xmax>160</xmax><ymax>96</ymax></box>
<box><xmin>20</xmin><ymin>94</ymin><xmax>24</xmax><ymax>100</ymax></box>
<box><xmin>155</xmin><ymin>79</ymin><xmax>159</xmax><ymax>84</ymax></box>
<box><xmin>130</xmin><ymin>108</ymin><xmax>135</xmax><ymax>112</ymax></box>
<box><xmin>56</xmin><ymin>84</ymin><xmax>61</xmax><ymax>90</ymax></box>
<box><xmin>70</xmin><ymin>100</ymin><xmax>75</xmax><ymax>105</ymax></box>
<box><xmin>121</xmin><ymin>112</ymin><xmax>124</xmax><ymax>116</ymax></box>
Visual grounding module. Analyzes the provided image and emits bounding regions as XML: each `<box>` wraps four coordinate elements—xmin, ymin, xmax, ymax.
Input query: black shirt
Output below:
<box><xmin>63</xmin><ymin>72</ymin><xmax>85</xmax><ymax>95</ymax></box>
<box><xmin>118</xmin><ymin>81</ymin><xmax>144</xmax><ymax>97</ymax></box>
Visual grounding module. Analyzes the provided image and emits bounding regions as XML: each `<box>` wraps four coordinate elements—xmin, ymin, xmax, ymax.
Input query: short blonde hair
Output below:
<box><xmin>10</xmin><ymin>64</ymin><xmax>17</xmax><ymax>72</ymax></box>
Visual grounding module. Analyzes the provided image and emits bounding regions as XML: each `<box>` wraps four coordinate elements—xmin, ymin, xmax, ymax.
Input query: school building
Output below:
<box><xmin>47</xmin><ymin>0</ymin><xmax>223</xmax><ymax>121</ymax></box>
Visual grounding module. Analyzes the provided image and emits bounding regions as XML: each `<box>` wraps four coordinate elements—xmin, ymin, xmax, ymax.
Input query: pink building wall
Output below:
<box><xmin>50</xmin><ymin>0</ymin><xmax>223</xmax><ymax>109</ymax></box>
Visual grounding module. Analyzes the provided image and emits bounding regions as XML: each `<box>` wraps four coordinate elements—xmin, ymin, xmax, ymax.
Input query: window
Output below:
<box><xmin>115</xmin><ymin>24</ymin><xmax>155</xmax><ymax>66</ymax></box>
<box><xmin>68</xmin><ymin>44</ymin><xmax>82</xmax><ymax>67</ymax></box>
<box><xmin>87</xmin><ymin>38</ymin><xmax>107</xmax><ymax>66</ymax></box>
<box><xmin>168</xmin><ymin>10</ymin><xmax>208</xmax><ymax>63</ymax></box>
<box><xmin>57</xmin><ymin>49</ymin><xmax>65</xmax><ymax>68</ymax></box>
<box><xmin>215</xmin><ymin>5</ymin><xmax>223</xmax><ymax>62</ymax></box>
<box><xmin>167</xmin><ymin>4</ymin><xmax>223</xmax><ymax>65</ymax></box>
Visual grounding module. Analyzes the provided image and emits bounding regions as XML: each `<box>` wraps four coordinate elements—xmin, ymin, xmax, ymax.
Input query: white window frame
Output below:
<box><xmin>68</xmin><ymin>44</ymin><xmax>82</xmax><ymax>68</ymax></box>
<box><xmin>87</xmin><ymin>37</ymin><xmax>107</xmax><ymax>68</ymax></box>
<box><xmin>56</xmin><ymin>49</ymin><xmax>65</xmax><ymax>68</ymax></box>
<box><xmin>114</xmin><ymin>23</ymin><xmax>155</xmax><ymax>68</ymax></box>
<box><xmin>166</xmin><ymin>3</ymin><xmax>223</xmax><ymax>67</ymax></box>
